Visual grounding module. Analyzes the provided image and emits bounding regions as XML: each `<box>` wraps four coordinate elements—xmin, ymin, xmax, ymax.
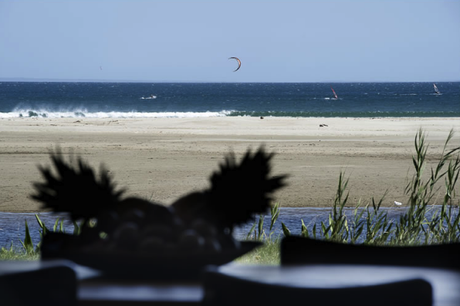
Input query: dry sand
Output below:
<box><xmin>0</xmin><ymin>117</ymin><xmax>458</xmax><ymax>212</ymax></box>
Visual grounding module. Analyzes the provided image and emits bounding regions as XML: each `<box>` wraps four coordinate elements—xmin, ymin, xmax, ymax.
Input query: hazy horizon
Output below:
<box><xmin>1</xmin><ymin>77</ymin><xmax>459</xmax><ymax>84</ymax></box>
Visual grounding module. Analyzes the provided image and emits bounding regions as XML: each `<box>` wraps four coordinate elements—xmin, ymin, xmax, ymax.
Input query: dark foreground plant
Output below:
<box><xmin>16</xmin><ymin>215</ymin><xmax>81</xmax><ymax>256</ymax></box>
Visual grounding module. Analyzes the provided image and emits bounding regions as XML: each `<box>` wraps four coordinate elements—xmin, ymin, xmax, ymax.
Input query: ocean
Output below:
<box><xmin>0</xmin><ymin>82</ymin><xmax>459</xmax><ymax>118</ymax></box>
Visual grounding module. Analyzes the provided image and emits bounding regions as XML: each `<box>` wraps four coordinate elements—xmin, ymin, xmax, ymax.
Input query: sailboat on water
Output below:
<box><xmin>331</xmin><ymin>86</ymin><xmax>338</xmax><ymax>100</ymax></box>
<box><xmin>433</xmin><ymin>83</ymin><xmax>441</xmax><ymax>95</ymax></box>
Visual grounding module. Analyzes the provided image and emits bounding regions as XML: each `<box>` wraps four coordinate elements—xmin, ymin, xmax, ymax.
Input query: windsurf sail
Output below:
<box><xmin>229</xmin><ymin>57</ymin><xmax>241</xmax><ymax>72</ymax></box>
<box><xmin>433</xmin><ymin>83</ymin><xmax>441</xmax><ymax>95</ymax></box>
<box><xmin>331</xmin><ymin>86</ymin><xmax>338</xmax><ymax>99</ymax></box>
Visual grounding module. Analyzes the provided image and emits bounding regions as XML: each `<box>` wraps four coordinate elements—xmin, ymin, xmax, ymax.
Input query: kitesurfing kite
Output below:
<box><xmin>229</xmin><ymin>57</ymin><xmax>241</xmax><ymax>72</ymax></box>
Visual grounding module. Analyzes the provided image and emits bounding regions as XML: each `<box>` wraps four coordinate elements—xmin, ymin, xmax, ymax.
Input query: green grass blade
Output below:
<box><xmin>281</xmin><ymin>222</ymin><xmax>291</xmax><ymax>236</ymax></box>
<box><xmin>21</xmin><ymin>220</ymin><xmax>34</xmax><ymax>254</ymax></box>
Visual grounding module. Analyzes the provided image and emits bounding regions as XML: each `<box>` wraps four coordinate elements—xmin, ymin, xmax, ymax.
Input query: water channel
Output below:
<box><xmin>1</xmin><ymin>206</ymin><xmax>457</xmax><ymax>249</ymax></box>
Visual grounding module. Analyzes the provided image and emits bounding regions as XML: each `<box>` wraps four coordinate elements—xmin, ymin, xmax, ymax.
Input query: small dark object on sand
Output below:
<box><xmin>319</xmin><ymin>124</ymin><xmax>328</xmax><ymax>127</ymax></box>
<box><xmin>260</xmin><ymin>116</ymin><xmax>264</xmax><ymax>119</ymax></box>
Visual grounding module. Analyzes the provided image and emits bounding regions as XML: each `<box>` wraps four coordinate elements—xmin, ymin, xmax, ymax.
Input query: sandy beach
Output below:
<box><xmin>0</xmin><ymin>117</ymin><xmax>458</xmax><ymax>212</ymax></box>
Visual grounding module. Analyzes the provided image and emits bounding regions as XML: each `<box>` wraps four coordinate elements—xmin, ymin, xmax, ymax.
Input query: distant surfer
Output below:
<box><xmin>331</xmin><ymin>87</ymin><xmax>338</xmax><ymax>100</ymax></box>
<box><xmin>141</xmin><ymin>95</ymin><xmax>157</xmax><ymax>99</ymax></box>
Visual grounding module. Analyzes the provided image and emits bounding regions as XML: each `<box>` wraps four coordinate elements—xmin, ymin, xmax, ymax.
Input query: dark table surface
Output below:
<box><xmin>2</xmin><ymin>260</ymin><xmax>460</xmax><ymax>306</ymax></box>
<box><xmin>215</xmin><ymin>263</ymin><xmax>460</xmax><ymax>306</ymax></box>
<box><xmin>0</xmin><ymin>260</ymin><xmax>202</xmax><ymax>305</ymax></box>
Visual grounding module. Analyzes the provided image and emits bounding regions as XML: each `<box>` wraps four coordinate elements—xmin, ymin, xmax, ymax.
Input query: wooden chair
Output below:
<box><xmin>202</xmin><ymin>265</ymin><xmax>432</xmax><ymax>306</ymax></box>
<box><xmin>281</xmin><ymin>235</ymin><xmax>460</xmax><ymax>269</ymax></box>
<box><xmin>0</xmin><ymin>264</ymin><xmax>77</xmax><ymax>306</ymax></box>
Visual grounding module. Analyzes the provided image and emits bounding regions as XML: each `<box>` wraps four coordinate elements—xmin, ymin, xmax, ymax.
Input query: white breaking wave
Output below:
<box><xmin>0</xmin><ymin>109</ymin><xmax>233</xmax><ymax>119</ymax></box>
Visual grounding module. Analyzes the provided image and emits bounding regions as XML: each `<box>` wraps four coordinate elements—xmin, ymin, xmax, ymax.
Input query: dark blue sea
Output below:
<box><xmin>0</xmin><ymin>82</ymin><xmax>459</xmax><ymax>118</ymax></box>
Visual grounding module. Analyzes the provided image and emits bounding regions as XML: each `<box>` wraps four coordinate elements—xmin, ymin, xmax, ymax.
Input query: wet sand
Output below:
<box><xmin>0</xmin><ymin>117</ymin><xmax>458</xmax><ymax>212</ymax></box>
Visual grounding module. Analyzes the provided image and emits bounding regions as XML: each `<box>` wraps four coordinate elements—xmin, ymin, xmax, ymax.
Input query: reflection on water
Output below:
<box><xmin>1</xmin><ymin>206</ymin><xmax>457</xmax><ymax>248</ymax></box>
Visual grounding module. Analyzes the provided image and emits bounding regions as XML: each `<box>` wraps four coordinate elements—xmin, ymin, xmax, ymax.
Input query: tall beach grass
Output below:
<box><xmin>239</xmin><ymin>129</ymin><xmax>460</xmax><ymax>263</ymax></box>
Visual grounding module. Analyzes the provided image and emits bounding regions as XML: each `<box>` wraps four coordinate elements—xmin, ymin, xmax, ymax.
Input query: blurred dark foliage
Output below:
<box><xmin>32</xmin><ymin>146</ymin><xmax>287</xmax><ymax>233</ymax></box>
<box><xmin>31</xmin><ymin>148</ymin><xmax>125</xmax><ymax>222</ymax></box>
<box><xmin>172</xmin><ymin>147</ymin><xmax>288</xmax><ymax>230</ymax></box>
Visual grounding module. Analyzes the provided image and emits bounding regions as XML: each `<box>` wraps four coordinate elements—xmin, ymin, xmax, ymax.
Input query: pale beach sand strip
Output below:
<box><xmin>0</xmin><ymin>117</ymin><xmax>458</xmax><ymax>212</ymax></box>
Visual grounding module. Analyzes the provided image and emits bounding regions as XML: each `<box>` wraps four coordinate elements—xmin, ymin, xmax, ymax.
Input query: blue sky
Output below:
<box><xmin>0</xmin><ymin>0</ymin><xmax>459</xmax><ymax>82</ymax></box>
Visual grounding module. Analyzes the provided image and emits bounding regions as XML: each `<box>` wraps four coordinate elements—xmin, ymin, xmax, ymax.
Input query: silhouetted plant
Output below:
<box><xmin>31</xmin><ymin>147</ymin><xmax>125</xmax><ymax>223</ymax></box>
<box><xmin>172</xmin><ymin>147</ymin><xmax>288</xmax><ymax>231</ymax></box>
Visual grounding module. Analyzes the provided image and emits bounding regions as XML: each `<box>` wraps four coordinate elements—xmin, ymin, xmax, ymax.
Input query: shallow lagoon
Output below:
<box><xmin>3</xmin><ymin>205</ymin><xmax>459</xmax><ymax>249</ymax></box>
<box><xmin>0</xmin><ymin>206</ymin><xmax>423</xmax><ymax>248</ymax></box>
